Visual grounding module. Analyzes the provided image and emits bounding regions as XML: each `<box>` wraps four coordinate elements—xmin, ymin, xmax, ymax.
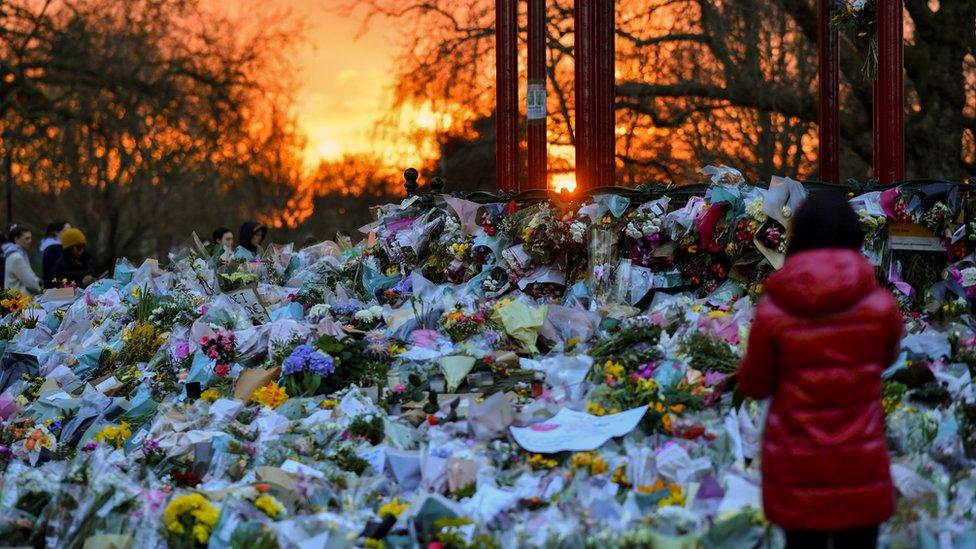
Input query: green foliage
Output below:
<box><xmin>314</xmin><ymin>335</ymin><xmax>388</xmax><ymax>393</ymax></box>
<box><xmin>680</xmin><ymin>331</ymin><xmax>738</xmax><ymax>373</ymax></box>
<box><xmin>348</xmin><ymin>414</ymin><xmax>385</xmax><ymax>445</ymax></box>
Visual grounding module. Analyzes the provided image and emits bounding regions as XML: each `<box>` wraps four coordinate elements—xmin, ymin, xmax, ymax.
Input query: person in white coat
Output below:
<box><xmin>4</xmin><ymin>225</ymin><xmax>41</xmax><ymax>295</ymax></box>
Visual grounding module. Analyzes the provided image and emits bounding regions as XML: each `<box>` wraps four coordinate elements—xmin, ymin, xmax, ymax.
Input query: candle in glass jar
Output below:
<box><xmin>430</xmin><ymin>376</ymin><xmax>446</xmax><ymax>393</ymax></box>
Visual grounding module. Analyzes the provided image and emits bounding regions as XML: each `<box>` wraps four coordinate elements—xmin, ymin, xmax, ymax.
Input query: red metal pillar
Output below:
<box><xmin>818</xmin><ymin>0</ymin><xmax>840</xmax><ymax>184</ymax></box>
<box><xmin>495</xmin><ymin>0</ymin><xmax>519</xmax><ymax>191</ymax></box>
<box><xmin>593</xmin><ymin>0</ymin><xmax>615</xmax><ymax>187</ymax></box>
<box><xmin>873</xmin><ymin>0</ymin><xmax>905</xmax><ymax>184</ymax></box>
<box><xmin>575</xmin><ymin>0</ymin><xmax>614</xmax><ymax>191</ymax></box>
<box><xmin>526</xmin><ymin>0</ymin><xmax>547</xmax><ymax>190</ymax></box>
<box><xmin>574</xmin><ymin>0</ymin><xmax>594</xmax><ymax>191</ymax></box>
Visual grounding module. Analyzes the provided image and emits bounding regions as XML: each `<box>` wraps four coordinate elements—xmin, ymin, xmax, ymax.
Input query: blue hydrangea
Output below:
<box><xmin>282</xmin><ymin>344</ymin><xmax>334</xmax><ymax>377</ymax></box>
<box><xmin>333</xmin><ymin>303</ymin><xmax>364</xmax><ymax>317</ymax></box>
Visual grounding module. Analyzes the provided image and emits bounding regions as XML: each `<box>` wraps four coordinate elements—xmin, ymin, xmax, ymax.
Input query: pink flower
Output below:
<box><xmin>173</xmin><ymin>340</ymin><xmax>190</xmax><ymax>361</ymax></box>
<box><xmin>392</xmin><ymin>384</ymin><xmax>405</xmax><ymax>394</ymax></box>
<box><xmin>178</xmin><ymin>371</ymin><xmax>188</xmax><ymax>381</ymax></box>
<box><xmin>199</xmin><ymin>336</ymin><xmax>211</xmax><ymax>346</ymax></box>
<box><xmin>214</xmin><ymin>363</ymin><xmax>230</xmax><ymax>377</ymax></box>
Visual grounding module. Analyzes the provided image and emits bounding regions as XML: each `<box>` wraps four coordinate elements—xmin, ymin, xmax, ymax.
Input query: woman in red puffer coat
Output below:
<box><xmin>738</xmin><ymin>191</ymin><xmax>903</xmax><ymax>549</ymax></box>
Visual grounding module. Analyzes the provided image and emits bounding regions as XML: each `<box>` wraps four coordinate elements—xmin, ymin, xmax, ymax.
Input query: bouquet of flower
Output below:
<box><xmin>756</xmin><ymin>223</ymin><xmax>788</xmax><ymax>254</ymax></box>
<box><xmin>164</xmin><ymin>493</ymin><xmax>220</xmax><ymax>548</ymax></box>
<box><xmin>351</xmin><ymin>305</ymin><xmax>385</xmax><ymax>330</ymax></box>
<box><xmin>441</xmin><ymin>304</ymin><xmax>490</xmax><ymax>343</ymax></box>
<box><xmin>831</xmin><ymin>0</ymin><xmax>877</xmax><ymax>79</ymax></box>
<box><xmin>148</xmin><ymin>289</ymin><xmax>201</xmax><ymax>331</ymax></box>
<box><xmin>920</xmin><ymin>202</ymin><xmax>952</xmax><ymax>235</ymax></box>
<box><xmin>201</xmin><ymin>330</ymin><xmax>236</xmax><ymax>377</ymax></box>
<box><xmin>117</xmin><ymin>321</ymin><xmax>166</xmax><ymax>366</ymax></box>
<box><xmin>0</xmin><ymin>289</ymin><xmax>31</xmax><ymax>317</ymax></box>
<box><xmin>280</xmin><ymin>344</ymin><xmax>336</xmax><ymax>396</ymax></box>
<box><xmin>520</xmin><ymin>204</ymin><xmax>570</xmax><ymax>265</ymax></box>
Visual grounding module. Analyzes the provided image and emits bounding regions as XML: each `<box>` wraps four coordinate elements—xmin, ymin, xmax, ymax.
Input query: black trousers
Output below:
<box><xmin>785</xmin><ymin>526</ymin><xmax>878</xmax><ymax>549</ymax></box>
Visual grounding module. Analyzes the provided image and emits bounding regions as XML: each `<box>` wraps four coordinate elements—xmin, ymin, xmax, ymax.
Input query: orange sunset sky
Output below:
<box><xmin>211</xmin><ymin>0</ymin><xmax>406</xmax><ymax>168</ymax></box>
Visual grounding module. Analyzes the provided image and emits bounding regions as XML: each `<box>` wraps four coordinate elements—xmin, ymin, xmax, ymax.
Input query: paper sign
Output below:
<box><xmin>42</xmin><ymin>287</ymin><xmax>75</xmax><ymax>301</ymax></box>
<box><xmin>234</xmin><ymin>366</ymin><xmax>280</xmax><ymax>402</ymax></box>
<box><xmin>226</xmin><ymin>287</ymin><xmax>271</xmax><ymax>324</ymax></box>
<box><xmin>510</xmin><ymin>406</ymin><xmax>648</xmax><ymax>454</ymax></box>
<box><xmin>888</xmin><ymin>222</ymin><xmax>943</xmax><ymax>251</ymax></box>
<box><xmin>629</xmin><ymin>265</ymin><xmax>654</xmax><ymax>305</ymax></box>
<box><xmin>527</xmin><ymin>79</ymin><xmax>547</xmax><ymax>121</ymax></box>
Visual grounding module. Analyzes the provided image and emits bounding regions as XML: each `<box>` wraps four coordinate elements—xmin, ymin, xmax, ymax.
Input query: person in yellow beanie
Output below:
<box><xmin>50</xmin><ymin>227</ymin><xmax>96</xmax><ymax>288</ymax></box>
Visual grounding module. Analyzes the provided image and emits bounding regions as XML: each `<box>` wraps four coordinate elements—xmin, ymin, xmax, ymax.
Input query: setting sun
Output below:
<box><xmin>552</xmin><ymin>173</ymin><xmax>577</xmax><ymax>194</ymax></box>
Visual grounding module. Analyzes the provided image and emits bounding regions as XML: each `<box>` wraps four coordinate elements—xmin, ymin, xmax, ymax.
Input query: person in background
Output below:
<box><xmin>211</xmin><ymin>227</ymin><xmax>234</xmax><ymax>256</ymax></box>
<box><xmin>737</xmin><ymin>191</ymin><xmax>901</xmax><ymax>549</ymax></box>
<box><xmin>50</xmin><ymin>227</ymin><xmax>96</xmax><ymax>288</ymax></box>
<box><xmin>41</xmin><ymin>220</ymin><xmax>71</xmax><ymax>285</ymax></box>
<box><xmin>236</xmin><ymin>221</ymin><xmax>266</xmax><ymax>260</ymax></box>
<box><xmin>3</xmin><ymin>225</ymin><xmax>42</xmax><ymax>295</ymax></box>
<box><xmin>212</xmin><ymin>227</ymin><xmax>234</xmax><ymax>250</ymax></box>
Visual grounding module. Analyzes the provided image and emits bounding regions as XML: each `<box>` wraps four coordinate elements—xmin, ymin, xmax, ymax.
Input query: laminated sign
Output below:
<box><xmin>888</xmin><ymin>222</ymin><xmax>943</xmax><ymax>252</ymax></box>
<box><xmin>226</xmin><ymin>286</ymin><xmax>271</xmax><ymax>324</ymax></box>
<box><xmin>527</xmin><ymin>79</ymin><xmax>546</xmax><ymax>121</ymax></box>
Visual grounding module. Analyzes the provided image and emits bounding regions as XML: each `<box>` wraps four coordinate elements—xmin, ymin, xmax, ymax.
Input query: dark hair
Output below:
<box><xmin>212</xmin><ymin>227</ymin><xmax>232</xmax><ymax>242</ymax></box>
<box><xmin>787</xmin><ymin>191</ymin><xmax>864</xmax><ymax>256</ymax></box>
<box><xmin>7</xmin><ymin>224</ymin><xmax>30</xmax><ymax>242</ymax></box>
<box><xmin>46</xmin><ymin>220</ymin><xmax>68</xmax><ymax>237</ymax></box>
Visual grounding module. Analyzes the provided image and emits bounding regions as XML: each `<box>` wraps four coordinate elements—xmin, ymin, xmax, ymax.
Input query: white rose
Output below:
<box><xmin>961</xmin><ymin>267</ymin><xmax>976</xmax><ymax>287</ymax></box>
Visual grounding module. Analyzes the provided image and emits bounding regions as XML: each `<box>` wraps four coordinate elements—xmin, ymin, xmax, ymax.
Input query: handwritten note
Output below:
<box><xmin>510</xmin><ymin>406</ymin><xmax>648</xmax><ymax>454</ymax></box>
<box><xmin>226</xmin><ymin>287</ymin><xmax>271</xmax><ymax>324</ymax></box>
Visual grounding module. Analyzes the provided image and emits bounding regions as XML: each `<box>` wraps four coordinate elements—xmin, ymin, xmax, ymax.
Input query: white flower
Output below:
<box><xmin>781</xmin><ymin>205</ymin><xmax>793</xmax><ymax>219</ymax></box>
<box><xmin>624</xmin><ymin>222</ymin><xmax>642</xmax><ymax>239</ymax></box>
<box><xmin>961</xmin><ymin>268</ymin><xmax>976</xmax><ymax>288</ymax></box>
<box><xmin>354</xmin><ymin>305</ymin><xmax>384</xmax><ymax>323</ymax></box>
<box><xmin>851</xmin><ymin>0</ymin><xmax>867</xmax><ymax>10</ymax></box>
<box><xmin>570</xmin><ymin>220</ymin><xmax>588</xmax><ymax>244</ymax></box>
<box><xmin>745</xmin><ymin>198</ymin><xmax>768</xmax><ymax>222</ymax></box>
<box><xmin>307</xmin><ymin>304</ymin><xmax>330</xmax><ymax>319</ymax></box>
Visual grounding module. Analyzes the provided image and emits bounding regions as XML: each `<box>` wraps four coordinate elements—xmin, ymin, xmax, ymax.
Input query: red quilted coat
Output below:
<box><xmin>738</xmin><ymin>249</ymin><xmax>902</xmax><ymax>531</ymax></box>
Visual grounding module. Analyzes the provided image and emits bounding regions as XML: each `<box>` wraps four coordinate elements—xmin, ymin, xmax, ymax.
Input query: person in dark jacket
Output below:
<box><xmin>235</xmin><ymin>221</ymin><xmax>267</xmax><ymax>260</ymax></box>
<box><xmin>41</xmin><ymin>220</ymin><xmax>71</xmax><ymax>286</ymax></box>
<box><xmin>50</xmin><ymin>227</ymin><xmax>96</xmax><ymax>288</ymax></box>
<box><xmin>737</xmin><ymin>192</ymin><xmax>902</xmax><ymax>548</ymax></box>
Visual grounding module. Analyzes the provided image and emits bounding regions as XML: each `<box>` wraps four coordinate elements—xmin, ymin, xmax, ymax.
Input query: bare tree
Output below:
<box><xmin>355</xmin><ymin>0</ymin><xmax>976</xmax><ymax>184</ymax></box>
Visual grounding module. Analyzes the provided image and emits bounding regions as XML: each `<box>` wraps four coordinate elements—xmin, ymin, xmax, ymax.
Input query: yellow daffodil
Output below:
<box><xmin>251</xmin><ymin>381</ymin><xmax>288</xmax><ymax>409</ymax></box>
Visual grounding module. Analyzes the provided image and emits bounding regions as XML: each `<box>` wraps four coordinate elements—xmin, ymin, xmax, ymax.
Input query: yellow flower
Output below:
<box><xmin>387</xmin><ymin>344</ymin><xmax>405</xmax><ymax>356</ymax></box>
<box><xmin>662</xmin><ymin>414</ymin><xmax>673</xmax><ymax>433</ymax></box>
<box><xmin>570</xmin><ymin>452</ymin><xmax>607</xmax><ymax>476</ymax></box>
<box><xmin>566</xmin><ymin>336</ymin><xmax>580</xmax><ymax>351</ymax></box>
<box><xmin>636</xmin><ymin>378</ymin><xmax>659</xmax><ymax>393</ymax></box>
<box><xmin>612</xmin><ymin>466</ymin><xmax>629</xmax><ymax>486</ymax></box>
<box><xmin>200</xmin><ymin>388</ymin><xmax>220</xmax><ymax>403</ymax></box>
<box><xmin>252</xmin><ymin>381</ymin><xmax>289</xmax><ymax>409</ymax></box>
<box><xmin>527</xmin><ymin>454</ymin><xmax>558</xmax><ymax>470</ymax></box>
<box><xmin>94</xmin><ymin>421</ymin><xmax>131</xmax><ymax>449</ymax></box>
<box><xmin>658</xmin><ymin>483</ymin><xmax>686</xmax><ymax>508</ymax></box>
<box><xmin>587</xmin><ymin>401</ymin><xmax>607</xmax><ymax>416</ymax></box>
<box><xmin>364</xmin><ymin>538</ymin><xmax>386</xmax><ymax>549</ymax></box>
<box><xmin>164</xmin><ymin>493</ymin><xmax>219</xmax><ymax>544</ymax></box>
<box><xmin>254</xmin><ymin>494</ymin><xmax>284</xmax><ymax>519</ymax></box>
<box><xmin>131</xmin><ymin>286</ymin><xmax>142</xmax><ymax>299</ymax></box>
<box><xmin>320</xmin><ymin>398</ymin><xmax>339</xmax><ymax>409</ymax></box>
<box><xmin>378</xmin><ymin>497</ymin><xmax>410</xmax><ymax>519</ymax></box>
